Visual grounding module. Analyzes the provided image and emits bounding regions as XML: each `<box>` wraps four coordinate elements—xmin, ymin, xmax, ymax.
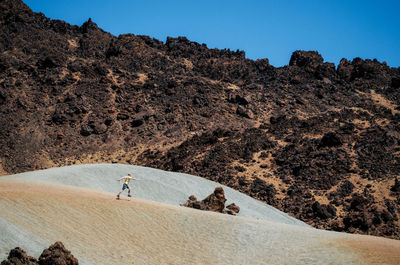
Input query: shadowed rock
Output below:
<box><xmin>319</xmin><ymin>132</ymin><xmax>342</xmax><ymax>148</ymax></box>
<box><xmin>1</xmin><ymin>242</ymin><xmax>78</xmax><ymax>265</ymax></box>
<box><xmin>226</xmin><ymin>203</ymin><xmax>240</xmax><ymax>215</ymax></box>
<box><xmin>38</xmin><ymin>242</ymin><xmax>78</xmax><ymax>265</ymax></box>
<box><xmin>1</xmin><ymin>247</ymin><xmax>37</xmax><ymax>265</ymax></box>
<box><xmin>182</xmin><ymin>187</ymin><xmax>240</xmax><ymax>215</ymax></box>
<box><xmin>289</xmin><ymin>50</ymin><xmax>323</xmax><ymax>69</ymax></box>
<box><xmin>391</xmin><ymin>178</ymin><xmax>400</xmax><ymax>193</ymax></box>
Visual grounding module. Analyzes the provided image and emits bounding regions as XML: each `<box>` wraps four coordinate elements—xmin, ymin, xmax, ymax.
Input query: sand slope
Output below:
<box><xmin>1</xmin><ymin>164</ymin><xmax>307</xmax><ymax>226</ymax></box>
<box><xmin>1</xmin><ymin>165</ymin><xmax>400</xmax><ymax>265</ymax></box>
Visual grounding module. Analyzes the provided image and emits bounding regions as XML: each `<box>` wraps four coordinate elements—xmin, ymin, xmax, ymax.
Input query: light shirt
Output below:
<box><xmin>124</xmin><ymin>176</ymin><xmax>132</xmax><ymax>184</ymax></box>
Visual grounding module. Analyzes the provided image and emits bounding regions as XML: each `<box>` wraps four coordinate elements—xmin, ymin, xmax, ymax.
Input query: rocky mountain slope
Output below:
<box><xmin>1</xmin><ymin>0</ymin><xmax>399</xmax><ymax>239</ymax></box>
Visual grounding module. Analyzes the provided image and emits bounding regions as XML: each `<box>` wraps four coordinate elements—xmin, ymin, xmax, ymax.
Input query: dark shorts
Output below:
<box><xmin>122</xmin><ymin>183</ymin><xmax>130</xmax><ymax>190</ymax></box>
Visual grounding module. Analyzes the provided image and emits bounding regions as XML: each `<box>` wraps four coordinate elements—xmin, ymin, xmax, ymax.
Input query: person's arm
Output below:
<box><xmin>116</xmin><ymin>176</ymin><xmax>124</xmax><ymax>181</ymax></box>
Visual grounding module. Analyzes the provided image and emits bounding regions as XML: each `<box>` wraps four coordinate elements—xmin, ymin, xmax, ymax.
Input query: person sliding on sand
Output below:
<box><xmin>116</xmin><ymin>173</ymin><xmax>138</xmax><ymax>200</ymax></box>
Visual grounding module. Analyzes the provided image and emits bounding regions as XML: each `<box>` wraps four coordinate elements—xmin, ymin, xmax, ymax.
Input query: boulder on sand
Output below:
<box><xmin>38</xmin><ymin>242</ymin><xmax>78</xmax><ymax>265</ymax></box>
<box><xmin>1</xmin><ymin>247</ymin><xmax>37</xmax><ymax>265</ymax></box>
<box><xmin>182</xmin><ymin>187</ymin><xmax>240</xmax><ymax>215</ymax></box>
<box><xmin>1</xmin><ymin>242</ymin><xmax>78</xmax><ymax>265</ymax></box>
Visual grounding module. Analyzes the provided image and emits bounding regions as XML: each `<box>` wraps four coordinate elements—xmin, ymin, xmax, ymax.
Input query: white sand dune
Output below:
<box><xmin>1</xmin><ymin>164</ymin><xmax>399</xmax><ymax>264</ymax></box>
<box><xmin>1</xmin><ymin>164</ymin><xmax>308</xmax><ymax>226</ymax></box>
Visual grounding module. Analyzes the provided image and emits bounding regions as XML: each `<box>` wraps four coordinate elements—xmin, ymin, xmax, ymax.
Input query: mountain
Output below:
<box><xmin>0</xmin><ymin>0</ymin><xmax>399</xmax><ymax>239</ymax></box>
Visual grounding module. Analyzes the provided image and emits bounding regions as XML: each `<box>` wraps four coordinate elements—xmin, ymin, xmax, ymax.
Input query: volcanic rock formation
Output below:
<box><xmin>0</xmin><ymin>0</ymin><xmax>399</xmax><ymax>239</ymax></box>
<box><xmin>182</xmin><ymin>187</ymin><xmax>240</xmax><ymax>215</ymax></box>
<box><xmin>1</xmin><ymin>242</ymin><xmax>78</xmax><ymax>265</ymax></box>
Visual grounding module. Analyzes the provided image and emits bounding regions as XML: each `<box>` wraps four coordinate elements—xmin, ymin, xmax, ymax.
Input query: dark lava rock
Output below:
<box><xmin>228</xmin><ymin>94</ymin><xmax>251</xmax><ymax>105</ymax></box>
<box><xmin>289</xmin><ymin>50</ymin><xmax>323</xmax><ymax>69</ymax></box>
<box><xmin>250</xmin><ymin>177</ymin><xmax>276</xmax><ymax>204</ymax></box>
<box><xmin>236</xmin><ymin>105</ymin><xmax>254</xmax><ymax>119</ymax></box>
<box><xmin>131</xmin><ymin>119</ymin><xmax>144</xmax><ymax>127</ymax></box>
<box><xmin>392</xmin><ymin>77</ymin><xmax>400</xmax><ymax>89</ymax></box>
<box><xmin>1</xmin><ymin>247</ymin><xmax>37</xmax><ymax>265</ymax></box>
<box><xmin>337</xmin><ymin>180</ymin><xmax>355</xmax><ymax>197</ymax></box>
<box><xmin>1</xmin><ymin>242</ymin><xmax>78</xmax><ymax>265</ymax></box>
<box><xmin>319</xmin><ymin>132</ymin><xmax>342</xmax><ymax>148</ymax></box>
<box><xmin>92</xmin><ymin>123</ymin><xmax>107</xmax><ymax>134</ymax></box>
<box><xmin>201</xmin><ymin>186</ymin><xmax>227</xmax><ymax>212</ymax></box>
<box><xmin>79</xmin><ymin>18</ymin><xmax>99</xmax><ymax>33</ymax></box>
<box><xmin>337</xmin><ymin>58</ymin><xmax>354</xmax><ymax>80</ymax></box>
<box><xmin>188</xmin><ymin>195</ymin><xmax>197</xmax><ymax>201</ymax></box>
<box><xmin>182</xmin><ymin>187</ymin><xmax>240</xmax><ymax>215</ymax></box>
<box><xmin>391</xmin><ymin>178</ymin><xmax>400</xmax><ymax>193</ymax></box>
<box><xmin>38</xmin><ymin>241</ymin><xmax>78</xmax><ymax>265</ymax></box>
<box><xmin>311</xmin><ymin>201</ymin><xmax>336</xmax><ymax>219</ymax></box>
<box><xmin>80</xmin><ymin>125</ymin><xmax>93</xmax><ymax>136</ymax></box>
<box><xmin>226</xmin><ymin>203</ymin><xmax>240</xmax><ymax>215</ymax></box>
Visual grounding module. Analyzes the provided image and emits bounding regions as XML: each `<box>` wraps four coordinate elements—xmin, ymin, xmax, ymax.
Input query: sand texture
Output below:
<box><xmin>1</xmin><ymin>164</ymin><xmax>400</xmax><ymax>264</ymax></box>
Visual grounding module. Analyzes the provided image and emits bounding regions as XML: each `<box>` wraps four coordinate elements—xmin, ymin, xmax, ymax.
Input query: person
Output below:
<box><xmin>116</xmin><ymin>173</ymin><xmax>138</xmax><ymax>199</ymax></box>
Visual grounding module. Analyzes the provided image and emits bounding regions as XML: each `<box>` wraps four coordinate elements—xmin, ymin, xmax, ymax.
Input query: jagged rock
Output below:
<box><xmin>182</xmin><ymin>187</ymin><xmax>239</xmax><ymax>215</ymax></box>
<box><xmin>236</xmin><ymin>105</ymin><xmax>254</xmax><ymax>119</ymax></box>
<box><xmin>116</xmin><ymin>113</ymin><xmax>129</xmax><ymax>120</ymax></box>
<box><xmin>79</xmin><ymin>18</ymin><xmax>98</xmax><ymax>33</ymax></box>
<box><xmin>350</xmin><ymin>57</ymin><xmax>389</xmax><ymax>80</ymax></box>
<box><xmin>188</xmin><ymin>195</ymin><xmax>197</xmax><ymax>201</ymax></box>
<box><xmin>202</xmin><ymin>186</ymin><xmax>226</xmax><ymax>212</ymax></box>
<box><xmin>289</xmin><ymin>50</ymin><xmax>323</xmax><ymax>69</ymax></box>
<box><xmin>37</xmin><ymin>56</ymin><xmax>60</xmax><ymax>69</ymax></box>
<box><xmin>337</xmin><ymin>58</ymin><xmax>354</xmax><ymax>80</ymax></box>
<box><xmin>226</xmin><ymin>203</ymin><xmax>240</xmax><ymax>215</ymax></box>
<box><xmin>51</xmin><ymin>114</ymin><xmax>68</xmax><ymax>125</ymax></box>
<box><xmin>38</xmin><ymin>242</ymin><xmax>78</xmax><ymax>265</ymax></box>
<box><xmin>311</xmin><ymin>202</ymin><xmax>336</xmax><ymax>219</ymax></box>
<box><xmin>319</xmin><ymin>132</ymin><xmax>342</xmax><ymax>148</ymax></box>
<box><xmin>392</xmin><ymin>77</ymin><xmax>400</xmax><ymax>88</ymax></box>
<box><xmin>269</xmin><ymin>115</ymin><xmax>286</xmax><ymax>124</ymax></box>
<box><xmin>1</xmin><ymin>247</ymin><xmax>37</xmax><ymax>265</ymax></box>
<box><xmin>250</xmin><ymin>177</ymin><xmax>276</xmax><ymax>204</ymax></box>
<box><xmin>131</xmin><ymin>119</ymin><xmax>144</xmax><ymax>127</ymax></box>
<box><xmin>1</xmin><ymin>243</ymin><xmax>78</xmax><ymax>265</ymax></box>
<box><xmin>340</xmin><ymin>181</ymin><xmax>355</xmax><ymax>196</ymax></box>
<box><xmin>80</xmin><ymin>125</ymin><xmax>93</xmax><ymax>136</ymax></box>
<box><xmin>391</xmin><ymin>178</ymin><xmax>400</xmax><ymax>192</ymax></box>
<box><xmin>228</xmin><ymin>94</ymin><xmax>251</xmax><ymax>105</ymax></box>
<box><xmin>92</xmin><ymin>123</ymin><xmax>107</xmax><ymax>134</ymax></box>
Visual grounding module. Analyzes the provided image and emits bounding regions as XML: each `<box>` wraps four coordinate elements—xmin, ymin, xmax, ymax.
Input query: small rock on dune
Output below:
<box><xmin>182</xmin><ymin>187</ymin><xmax>240</xmax><ymax>215</ymax></box>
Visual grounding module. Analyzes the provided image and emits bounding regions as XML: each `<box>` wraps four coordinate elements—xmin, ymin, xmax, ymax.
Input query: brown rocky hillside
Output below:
<box><xmin>1</xmin><ymin>0</ymin><xmax>400</xmax><ymax>239</ymax></box>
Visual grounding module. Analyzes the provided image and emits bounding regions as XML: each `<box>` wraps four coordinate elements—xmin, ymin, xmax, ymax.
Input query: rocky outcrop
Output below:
<box><xmin>1</xmin><ymin>242</ymin><xmax>78</xmax><ymax>265</ymax></box>
<box><xmin>0</xmin><ymin>247</ymin><xmax>37</xmax><ymax>265</ymax></box>
<box><xmin>38</xmin><ymin>242</ymin><xmax>78</xmax><ymax>265</ymax></box>
<box><xmin>289</xmin><ymin>50</ymin><xmax>323</xmax><ymax>69</ymax></box>
<box><xmin>182</xmin><ymin>187</ymin><xmax>240</xmax><ymax>215</ymax></box>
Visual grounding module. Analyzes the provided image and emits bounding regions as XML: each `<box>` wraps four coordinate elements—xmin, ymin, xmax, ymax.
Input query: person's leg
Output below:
<box><xmin>117</xmin><ymin>184</ymin><xmax>127</xmax><ymax>198</ymax></box>
<box><xmin>127</xmin><ymin>187</ymin><xmax>131</xmax><ymax>197</ymax></box>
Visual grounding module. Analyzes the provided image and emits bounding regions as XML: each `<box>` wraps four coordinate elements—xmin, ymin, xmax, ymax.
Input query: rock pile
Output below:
<box><xmin>1</xmin><ymin>242</ymin><xmax>78</xmax><ymax>265</ymax></box>
<box><xmin>182</xmin><ymin>187</ymin><xmax>240</xmax><ymax>215</ymax></box>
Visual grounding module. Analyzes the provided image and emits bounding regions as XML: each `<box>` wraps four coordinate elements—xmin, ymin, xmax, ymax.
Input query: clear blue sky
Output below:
<box><xmin>24</xmin><ymin>0</ymin><xmax>400</xmax><ymax>67</ymax></box>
